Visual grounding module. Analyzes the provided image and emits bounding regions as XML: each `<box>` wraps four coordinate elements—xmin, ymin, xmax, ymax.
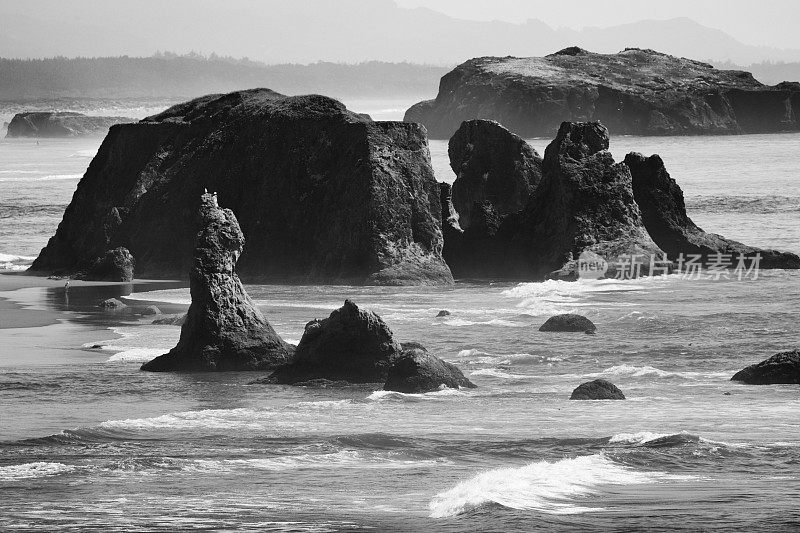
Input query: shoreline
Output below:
<box><xmin>0</xmin><ymin>273</ymin><xmax>186</xmax><ymax>369</ymax></box>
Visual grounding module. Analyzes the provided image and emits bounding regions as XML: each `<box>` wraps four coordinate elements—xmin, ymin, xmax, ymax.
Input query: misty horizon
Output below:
<box><xmin>2</xmin><ymin>0</ymin><xmax>800</xmax><ymax>66</ymax></box>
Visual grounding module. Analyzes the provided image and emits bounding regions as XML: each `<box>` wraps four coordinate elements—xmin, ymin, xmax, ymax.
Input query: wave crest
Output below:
<box><xmin>429</xmin><ymin>454</ymin><xmax>689</xmax><ymax>518</ymax></box>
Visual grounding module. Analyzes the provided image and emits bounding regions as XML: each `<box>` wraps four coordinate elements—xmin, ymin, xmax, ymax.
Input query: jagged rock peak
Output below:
<box><xmin>140</xmin><ymin>193</ymin><xmax>293</xmax><ymax>372</ymax></box>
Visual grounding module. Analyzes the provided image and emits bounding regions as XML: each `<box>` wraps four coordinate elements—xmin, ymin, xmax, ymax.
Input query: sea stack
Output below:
<box><xmin>626</xmin><ymin>152</ymin><xmax>800</xmax><ymax>269</ymax></box>
<box><xmin>30</xmin><ymin>89</ymin><xmax>452</xmax><ymax>286</ymax></box>
<box><xmin>405</xmin><ymin>47</ymin><xmax>800</xmax><ymax>138</ymax></box>
<box><xmin>140</xmin><ymin>193</ymin><xmax>293</xmax><ymax>372</ymax></box>
<box><xmin>5</xmin><ymin>112</ymin><xmax>133</xmax><ymax>138</ymax></box>
<box><xmin>267</xmin><ymin>299</ymin><xmax>402</xmax><ymax>384</ymax></box>
<box><xmin>264</xmin><ymin>300</ymin><xmax>474</xmax><ymax>391</ymax></box>
<box><xmin>507</xmin><ymin>121</ymin><xmax>664</xmax><ymax>279</ymax></box>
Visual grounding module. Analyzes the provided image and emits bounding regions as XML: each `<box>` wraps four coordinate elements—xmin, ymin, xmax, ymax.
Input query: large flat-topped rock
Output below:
<box><xmin>30</xmin><ymin>89</ymin><xmax>452</xmax><ymax>285</ymax></box>
<box><xmin>405</xmin><ymin>47</ymin><xmax>800</xmax><ymax>138</ymax></box>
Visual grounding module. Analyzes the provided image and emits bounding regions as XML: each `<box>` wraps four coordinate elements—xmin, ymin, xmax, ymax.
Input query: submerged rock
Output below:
<box><xmin>508</xmin><ymin>122</ymin><xmax>663</xmax><ymax>279</ymax></box>
<box><xmin>626</xmin><ymin>152</ymin><xmax>800</xmax><ymax>269</ymax></box>
<box><xmin>570</xmin><ymin>379</ymin><xmax>625</xmax><ymax>400</ymax></box>
<box><xmin>6</xmin><ymin>112</ymin><xmax>133</xmax><ymax>138</ymax></box>
<box><xmin>267</xmin><ymin>299</ymin><xmax>402</xmax><ymax>384</ymax></box>
<box><xmin>78</xmin><ymin>247</ymin><xmax>135</xmax><ymax>282</ymax></box>
<box><xmin>140</xmin><ymin>305</ymin><xmax>161</xmax><ymax>316</ymax></box>
<box><xmin>98</xmin><ymin>298</ymin><xmax>126</xmax><ymax>309</ymax></box>
<box><xmin>731</xmin><ymin>350</ymin><xmax>800</xmax><ymax>385</ymax></box>
<box><xmin>539</xmin><ymin>314</ymin><xmax>597</xmax><ymax>333</ymax></box>
<box><xmin>30</xmin><ymin>89</ymin><xmax>451</xmax><ymax>286</ymax></box>
<box><xmin>140</xmin><ymin>193</ymin><xmax>293</xmax><ymax>372</ymax></box>
<box><xmin>405</xmin><ymin>47</ymin><xmax>800</xmax><ymax>138</ymax></box>
<box><xmin>448</xmin><ymin>120</ymin><xmax>542</xmax><ymax>229</ymax></box>
<box><xmin>436</xmin><ymin>310</ymin><xmax>451</xmax><ymax>317</ymax></box>
<box><xmin>384</xmin><ymin>343</ymin><xmax>476</xmax><ymax>393</ymax></box>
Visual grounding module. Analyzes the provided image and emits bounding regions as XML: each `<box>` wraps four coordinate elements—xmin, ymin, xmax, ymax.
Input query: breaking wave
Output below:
<box><xmin>429</xmin><ymin>453</ymin><xmax>691</xmax><ymax>518</ymax></box>
<box><xmin>0</xmin><ymin>461</ymin><xmax>77</xmax><ymax>481</ymax></box>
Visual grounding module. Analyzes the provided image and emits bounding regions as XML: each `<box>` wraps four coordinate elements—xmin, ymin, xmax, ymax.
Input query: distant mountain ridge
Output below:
<box><xmin>1</xmin><ymin>0</ymin><xmax>798</xmax><ymax>65</ymax></box>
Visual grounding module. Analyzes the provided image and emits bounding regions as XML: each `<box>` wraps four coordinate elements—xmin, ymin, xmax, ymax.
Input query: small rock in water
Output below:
<box><xmin>570</xmin><ymin>379</ymin><xmax>625</xmax><ymax>400</ymax></box>
<box><xmin>267</xmin><ymin>299</ymin><xmax>402</xmax><ymax>384</ymax></box>
<box><xmin>436</xmin><ymin>310</ymin><xmax>451</xmax><ymax>317</ymax></box>
<box><xmin>140</xmin><ymin>305</ymin><xmax>161</xmax><ymax>316</ymax></box>
<box><xmin>731</xmin><ymin>350</ymin><xmax>800</xmax><ymax>385</ymax></box>
<box><xmin>384</xmin><ymin>343</ymin><xmax>476</xmax><ymax>393</ymax></box>
<box><xmin>98</xmin><ymin>298</ymin><xmax>126</xmax><ymax>309</ymax></box>
<box><xmin>539</xmin><ymin>314</ymin><xmax>596</xmax><ymax>333</ymax></box>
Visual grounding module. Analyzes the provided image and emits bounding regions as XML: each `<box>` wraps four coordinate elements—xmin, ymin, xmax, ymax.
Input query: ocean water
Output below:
<box><xmin>1</xmin><ymin>100</ymin><xmax>800</xmax><ymax>531</ymax></box>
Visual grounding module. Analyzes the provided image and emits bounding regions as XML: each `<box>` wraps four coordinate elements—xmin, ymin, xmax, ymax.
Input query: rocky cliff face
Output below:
<box><xmin>405</xmin><ymin>47</ymin><xmax>800</xmax><ymax>139</ymax></box>
<box><xmin>626</xmin><ymin>152</ymin><xmax>800</xmax><ymax>269</ymax></box>
<box><xmin>6</xmin><ymin>112</ymin><xmax>133</xmax><ymax>137</ymax></box>
<box><xmin>141</xmin><ymin>193</ymin><xmax>293</xmax><ymax>372</ymax></box>
<box><xmin>30</xmin><ymin>89</ymin><xmax>452</xmax><ymax>285</ymax></box>
<box><xmin>507</xmin><ymin>122</ymin><xmax>664</xmax><ymax>279</ymax></box>
<box><xmin>448</xmin><ymin>120</ymin><xmax>542</xmax><ymax>229</ymax></box>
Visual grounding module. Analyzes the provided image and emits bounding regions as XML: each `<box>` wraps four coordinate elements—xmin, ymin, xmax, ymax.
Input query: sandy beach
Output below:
<box><xmin>0</xmin><ymin>272</ymin><xmax>186</xmax><ymax>368</ymax></box>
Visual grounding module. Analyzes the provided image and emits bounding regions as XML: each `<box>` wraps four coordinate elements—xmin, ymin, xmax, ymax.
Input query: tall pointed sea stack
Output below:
<box><xmin>141</xmin><ymin>193</ymin><xmax>293</xmax><ymax>372</ymax></box>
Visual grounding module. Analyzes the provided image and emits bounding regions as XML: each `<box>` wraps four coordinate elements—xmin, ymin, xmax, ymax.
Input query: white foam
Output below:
<box><xmin>608</xmin><ymin>431</ymin><xmax>671</xmax><ymax>445</ymax></box>
<box><xmin>470</xmin><ymin>368</ymin><xmax>532</xmax><ymax>380</ymax></box>
<box><xmin>99</xmin><ymin>408</ymin><xmax>275</xmax><ymax>432</ymax></box>
<box><xmin>162</xmin><ymin>451</ymin><xmax>443</xmax><ymax>473</ymax></box>
<box><xmin>0</xmin><ymin>253</ymin><xmax>37</xmax><ymax>271</ymax></box>
<box><xmin>0</xmin><ymin>253</ymin><xmax>37</xmax><ymax>262</ymax></box>
<box><xmin>434</xmin><ymin>317</ymin><xmax>525</xmax><ymax>327</ymax></box>
<box><xmin>0</xmin><ymin>461</ymin><xmax>77</xmax><ymax>480</ymax></box>
<box><xmin>429</xmin><ymin>454</ymin><xmax>691</xmax><ymax>518</ymax></box>
<box><xmin>592</xmin><ymin>364</ymin><xmax>732</xmax><ymax>381</ymax></box>
<box><xmin>367</xmin><ymin>386</ymin><xmax>465</xmax><ymax>402</ymax></box>
<box><xmin>106</xmin><ymin>348</ymin><xmax>165</xmax><ymax>363</ymax></box>
<box><xmin>123</xmin><ymin>288</ymin><xmax>190</xmax><ymax>305</ymax></box>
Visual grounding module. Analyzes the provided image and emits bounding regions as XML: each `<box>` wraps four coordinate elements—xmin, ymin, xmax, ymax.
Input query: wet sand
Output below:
<box><xmin>0</xmin><ymin>273</ymin><xmax>187</xmax><ymax>369</ymax></box>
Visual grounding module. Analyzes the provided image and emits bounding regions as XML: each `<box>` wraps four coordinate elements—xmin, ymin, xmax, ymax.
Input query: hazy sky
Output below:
<box><xmin>397</xmin><ymin>0</ymin><xmax>800</xmax><ymax>49</ymax></box>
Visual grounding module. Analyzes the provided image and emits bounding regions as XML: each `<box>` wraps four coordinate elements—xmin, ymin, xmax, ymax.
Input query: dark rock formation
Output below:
<box><xmin>539</xmin><ymin>314</ymin><xmax>597</xmax><ymax>333</ymax></box>
<box><xmin>570</xmin><ymin>379</ymin><xmax>625</xmax><ymax>400</ymax></box>
<box><xmin>6</xmin><ymin>112</ymin><xmax>133</xmax><ymax>138</ymax></box>
<box><xmin>384</xmin><ymin>343</ymin><xmax>476</xmax><ymax>393</ymax></box>
<box><xmin>731</xmin><ymin>350</ymin><xmax>800</xmax><ymax>385</ymax></box>
<box><xmin>141</xmin><ymin>193</ymin><xmax>293</xmax><ymax>372</ymax></box>
<box><xmin>507</xmin><ymin>122</ymin><xmax>664</xmax><ymax>279</ymax></box>
<box><xmin>98</xmin><ymin>298</ymin><xmax>126</xmax><ymax>309</ymax></box>
<box><xmin>267</xmin><ymin>299</ymin><xmax>402</xmax><ymax>384</ymax></box>
<box><xmin>448</xmin><ymin>120</ymin><xmax>542</xmax><ymax>228</ymax></box>
<box><xmin>405</xmin><ymin>47</ymin><xmax>800</xmax><ymax>139</ymax></box>
<box><xmin>152</xmin><ymin>313</ymin><xmax>186</xmax><ymax>326</ymax></box>
<box><xmin>30</xmin><ymin>89</ymin><xmax>452</xmax><ymax>286</ymax></box>
<box><xmin>441</xmin><ymin>121</ymin><xmax>664</xmax><ymax>280</ymax></box>
<box><xmin>77</xmin><ymin>247</ymin><xmax>135</xmax><ymax>282</ymax></box>
<box><xmin>626</xmin><ymin>152</ymin><xmax>800</xmax><ymax>269</ymax></box>
<box><xmin>140</xmin><ymin>305</ymin><xmax>161</xmax><ymax>316</ymax></box>
<box><xmin>436</xmin><ymin>310</ymin><xmax>450</xmax><ymax>317</ymax></box>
